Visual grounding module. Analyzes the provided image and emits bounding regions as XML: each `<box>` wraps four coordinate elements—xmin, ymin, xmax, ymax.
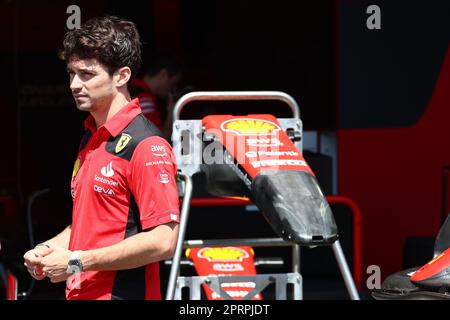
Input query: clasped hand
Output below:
<box><xmin>23</xmin><ymin>246</ymin><xmax>72</xmax><ymax>283</ymax></box>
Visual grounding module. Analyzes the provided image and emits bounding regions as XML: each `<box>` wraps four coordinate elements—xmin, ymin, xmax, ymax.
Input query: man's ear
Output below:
<box><xmin>115</xmin><ymin>67</ymin><xmax>131</xmax><ymax>88</ymax></box>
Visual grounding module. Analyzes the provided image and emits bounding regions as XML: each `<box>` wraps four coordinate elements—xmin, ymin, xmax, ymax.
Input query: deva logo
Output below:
<box><xmin>94</xmin><ymin>185</ymin><xmax>115</xmax><ymax>196</ymax></box>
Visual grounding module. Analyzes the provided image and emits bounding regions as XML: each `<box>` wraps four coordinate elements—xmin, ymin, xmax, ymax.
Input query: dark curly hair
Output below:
<box><xmin>59</xmin><ymin>15</ymin><xmax>142</xmax><ymax>85</ymax></box>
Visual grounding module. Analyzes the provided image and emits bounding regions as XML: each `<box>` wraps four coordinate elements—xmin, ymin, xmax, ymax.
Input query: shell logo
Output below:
<box><xmin>197</xmin><ymin>247</ymin><xmax>250</xmax><ymax>262</ymax></box>
<box><xmin>221</xmin><ymin>118</ymin><xmax>281</xmax><ymax>135</ymax></box>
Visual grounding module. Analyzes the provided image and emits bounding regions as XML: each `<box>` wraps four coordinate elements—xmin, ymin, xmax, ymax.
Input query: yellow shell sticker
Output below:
<box><xmin>115</xmin><ymin>133</ymin><xmax>132</xmax><ymax>153</ymax></box>
<box><xmin>198</xmin><ymin>247</ymin><xmax>249</xmax><ymax>262</ymax></box>
<box><xmin>72</xmin><ymin>158</ymin><xmax>81</xmax><ymax>178</ymax></box>
<box><xmin>221</xmin><ymin>118</ymin><xmax>281</xmax><ymax>135</ymax></box>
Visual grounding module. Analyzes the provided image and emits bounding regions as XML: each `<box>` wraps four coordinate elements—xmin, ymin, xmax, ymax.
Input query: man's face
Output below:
<box><xmin>67</xmin><ymin>58</ymin><xmax>116</xmax><ymax>112</ymax></box>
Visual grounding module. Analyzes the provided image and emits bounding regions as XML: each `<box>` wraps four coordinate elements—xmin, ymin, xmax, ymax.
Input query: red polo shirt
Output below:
<box><xmin>67</xmin><ymin>98</ymin><xmax>180</xmax><ymax>300</ymax></box>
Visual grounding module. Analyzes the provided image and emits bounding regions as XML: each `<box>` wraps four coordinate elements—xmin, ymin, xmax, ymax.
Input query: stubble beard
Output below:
<box><xmin>75</xmin><ymin>96</ymin><xmax>100</xmax><ymax>113</ymax></box>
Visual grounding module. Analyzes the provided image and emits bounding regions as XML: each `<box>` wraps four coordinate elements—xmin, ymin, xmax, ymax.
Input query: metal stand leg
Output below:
<box><xmin>292</xmin><ymin>244</ymin><xmax>302</xmax><ymax>299</ymax></box>
<box><xmin>165</xmin><ymin>173</ymin><xmax>193</xmax><ymax>300</ymax></box>
<box><xmin>332</xmin><ymin>240</ymin><xmax>360</xmax><ymax>300</ymax></box>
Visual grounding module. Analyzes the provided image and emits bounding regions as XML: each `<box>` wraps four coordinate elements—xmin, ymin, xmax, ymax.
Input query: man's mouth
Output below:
<box><xmin>73</xmin><ymin>94</ymin><xmax>88</xmax><ymax>101</ymax></box>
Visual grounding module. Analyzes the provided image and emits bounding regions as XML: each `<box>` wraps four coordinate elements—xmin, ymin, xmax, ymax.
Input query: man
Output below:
<box><xmin>130</xmin><ymin>51</ymin><xmax>182</xmax><ymax>140</ymax></box>
<box><xmin>23</xmin><ymin>15</ymin><xmax>180</xmax><ymax>300</ymax></box>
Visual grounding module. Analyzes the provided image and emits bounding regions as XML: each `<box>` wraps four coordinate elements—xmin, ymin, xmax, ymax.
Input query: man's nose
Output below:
<box><xmin>70</xmin><ymin>75</ymin><xmax>83</xmax><ymax>92</ymax></box>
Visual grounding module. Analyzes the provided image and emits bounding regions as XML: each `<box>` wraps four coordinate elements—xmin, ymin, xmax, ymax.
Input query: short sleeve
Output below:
<box><xmin>127</xmin><ymin>136</ymin><xmax>180</xmax><ymax>230</ymax></box>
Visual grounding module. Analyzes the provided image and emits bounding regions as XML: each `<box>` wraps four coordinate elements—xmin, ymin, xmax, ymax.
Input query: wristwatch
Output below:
<box><xmin>67</xmin><ymin>250</ymin><xmax>84</xmax><ymax>274</ymax></box>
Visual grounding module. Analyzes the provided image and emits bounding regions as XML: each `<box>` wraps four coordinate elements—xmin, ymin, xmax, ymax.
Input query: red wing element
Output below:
<box><xmin>202</xmin><ymin>114</ymin><xmax>314</xmax><ymax>178</ymax></box>
<box><xmin>410</xmin><ymin>248</ymin><xmax>450</xmax><ymax>289</ymax></box>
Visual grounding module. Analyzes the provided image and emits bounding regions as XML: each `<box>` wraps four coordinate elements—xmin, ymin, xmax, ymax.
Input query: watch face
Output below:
<box><xmin>68</xmin><ymin>259</ymin><xmax>83</xmax><ymax>273</ymax></box>
<box><xmin>68</xmin><ymin>264</ymin><xmax>82</xmax><ymax>274</ymax></box>
<box><xmin>68</xmin><ymin>251</ymin><xmax>83</xmax><ymax>273</ymax></box>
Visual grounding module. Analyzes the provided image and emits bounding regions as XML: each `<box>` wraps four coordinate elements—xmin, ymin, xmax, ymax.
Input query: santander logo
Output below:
<box><xmin>101</xmin><ymin>161</ymin><xmax>114</xmax><ymax>177</ymax></box>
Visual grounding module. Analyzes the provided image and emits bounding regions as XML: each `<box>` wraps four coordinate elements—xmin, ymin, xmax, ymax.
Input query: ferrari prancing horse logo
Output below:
<box><xmin>115</xmin><ymin>133</ymin><xmax>132</xmax><ymax>153</ymax></box>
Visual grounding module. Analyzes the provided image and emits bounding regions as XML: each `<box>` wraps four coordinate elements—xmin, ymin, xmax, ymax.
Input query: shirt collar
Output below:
<box><xmin>83</xmin><ymin>98</ymin><xmax>142</xmax><ymax>137</ymax></box>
